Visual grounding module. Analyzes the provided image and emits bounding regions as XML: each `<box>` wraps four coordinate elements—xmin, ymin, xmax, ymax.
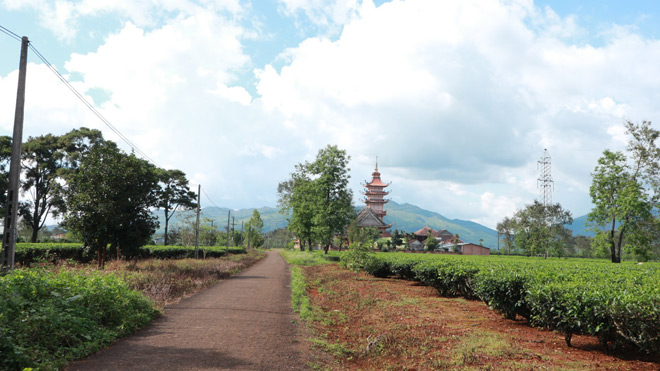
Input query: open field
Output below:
<box><xmin>282</xmin><ymin>250</ymin><xmax>660</xmax><ymax>369</ymax></box>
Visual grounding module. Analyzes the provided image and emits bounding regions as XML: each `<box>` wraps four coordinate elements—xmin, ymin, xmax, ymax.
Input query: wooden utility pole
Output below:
<box><xmin>194</xmin><ymin>184</ymin><xmax>201</xmax><ymax>259</ymax></box>
<box><xmin>247</xmin><ymin>224</ymin><xmax>251</xmax><ymax>249</ymax></box>
<box><xmin>226</xmin><ymin>210</ymin><xmax>230</xmax><ymax>250</ymax></box>
<box><xmin>231</xmin><ymin>217</ymin><xmax>235</xmax><ymax>246</ymax></box>
<box><xmin>1</xmin><ymin>36</ymin><xmax>29</xmax><ymax>271</ymax></box>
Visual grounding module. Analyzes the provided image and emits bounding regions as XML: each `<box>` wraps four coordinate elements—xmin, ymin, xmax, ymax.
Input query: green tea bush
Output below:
<box><xmin>361</xmin><ymin>253</ymin><xmax>660</xmax><ymax>353</ymax></box>
<box><xmin>140</xmin><ymin>245</ymin><xmax>246</xmax><ymax>259</ymax></box>
<box><xmin>14</xmin><ymin>243</ymin><xmax>247</xmax><ymax>265</ymax></box>
<box><xmin>15</xmin><ymin>243</ymin><xmax>90</xmax><ymax>266</ymax></box>
<box><xmin>0</xmin><ymin>269</ymin><xmax>157</xmax><ymax>370</ymax></box>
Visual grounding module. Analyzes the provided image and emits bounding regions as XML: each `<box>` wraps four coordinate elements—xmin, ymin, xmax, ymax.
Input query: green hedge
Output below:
<box><xmin>0</xmin><ymin>269</ymin><xmax>157</xmax><ymax>370</ymax></box>
<box><xmin>140</xmin><ymin>245</ymin><xmax>246</xmax><ymax>259</ymax></box>
<box><xmin>362</xmin><ymin>253</ymin><xmax>660</xmax><ymax>353</ymax></box>
<box><xmin>14</xmin><ymin>243</ymin><xmax>247</xmax><ymax>265</ymax></box>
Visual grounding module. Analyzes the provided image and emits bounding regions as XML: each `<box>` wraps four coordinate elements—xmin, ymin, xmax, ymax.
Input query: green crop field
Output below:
<box><xmin>362</xmin><ymin>253</ymin><xmax>660</xmax><ymax>354</ymax></box>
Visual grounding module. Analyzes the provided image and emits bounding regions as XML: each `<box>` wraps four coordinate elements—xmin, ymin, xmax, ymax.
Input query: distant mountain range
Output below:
<box><xmin>567</xmin><ymin>214</ymin><xmax>592</xmax><ymax>237</ymax></box>
<box><xmin>153</xmin><ymin>200</ymin><xmax>502</xmax><ymax>249</ymax></box>
<box><xmin>153</xmin><ymin>201</ymin><xmax>607</xmax><ymax>249</ymax></box>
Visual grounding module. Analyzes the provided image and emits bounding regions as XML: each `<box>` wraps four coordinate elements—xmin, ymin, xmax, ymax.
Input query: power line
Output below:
<box><xmin>27</xmin><ymin>43</ymin><xmax>161</xmax><ymax>167</ymax></box>
<box><xmin>200</xmin><ymin>186</ymin><xmax>223</xmax><ymax>209</ymax></box>
<box><xmin>0</xmin><ymin>24</ymin><xmax>21</xmax><ymax>41</ymax></box>
<box><xmin>2</xmin><ymin>25</ymin><xmax>230</xmax><ymax>210</ymax></box>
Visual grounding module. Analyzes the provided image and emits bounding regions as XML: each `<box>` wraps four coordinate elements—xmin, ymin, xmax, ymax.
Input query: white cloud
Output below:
<box><xmin>4</xmin><ymin>0</ymin><xmax>660</xmax><ymax>231</ymax></box>
<box><xmin>2</xmin><ymin>0</ymin><xmax>245</xmax><ymax>41</ymax></box>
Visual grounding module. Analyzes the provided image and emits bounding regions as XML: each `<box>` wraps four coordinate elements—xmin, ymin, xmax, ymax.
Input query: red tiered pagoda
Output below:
<box><xmin>357</xmin><ymin>160</ymin><xmax>392</xmax><ymax>232</ymax></box>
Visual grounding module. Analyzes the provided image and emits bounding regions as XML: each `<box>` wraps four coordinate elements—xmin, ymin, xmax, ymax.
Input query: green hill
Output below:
<box><xmin>382</xmin><ymin>201</ymin><xmax>498</xmax><ymax>248</ymax></box>
<box><xmin>152</xmin><ymin>201</ymin><xmax>499</xmax><ymax>249</ymax></box>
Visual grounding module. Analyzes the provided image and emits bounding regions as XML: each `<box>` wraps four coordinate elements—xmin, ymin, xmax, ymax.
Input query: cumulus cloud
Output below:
<box><xmin>3</xmin><ymin>0</ymin><xmax>660</xmax><ymax>229</ymax></box>
<box><xmin>255</xmin><ymin>0</ymin><xmax>660</xmax><ymax>226</ymax></box>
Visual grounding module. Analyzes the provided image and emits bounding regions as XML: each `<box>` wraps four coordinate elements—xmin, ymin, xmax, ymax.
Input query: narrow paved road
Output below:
<box><xmin>69</xmin><ymin>251</ymin><xmax>308</xmax><ymax>370</ymax></box>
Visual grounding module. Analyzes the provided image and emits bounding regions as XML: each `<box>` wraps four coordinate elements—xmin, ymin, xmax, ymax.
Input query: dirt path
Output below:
<box><xmin>69</xmin><ymin>251</ymin><xmax>309</xmax><ymax>371</ymax></box>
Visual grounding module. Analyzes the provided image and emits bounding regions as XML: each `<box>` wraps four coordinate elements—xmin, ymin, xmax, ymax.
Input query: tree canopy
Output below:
<box><xmin>588</xmin><ymin>121</ymin><xmax>660</xmax><ymax>262</ymax></box>
<box><xmin>156</xmin><ymin>168</ymin><xmax>197</xmax><ymax>245</ymax></box>
<box><xmin>497</xmin><ymin>201</ymin><xmax>573</xmax><ymax>257</ymax></box>
<box><xmin>278</xmin><ymin>145</ymin><xmax>354</xmax><ymax>253</ymax></box>
<box><xmin>62</xmin><ymin>142</ymin><xmax>159</xmax><ymax>267</ymax></box>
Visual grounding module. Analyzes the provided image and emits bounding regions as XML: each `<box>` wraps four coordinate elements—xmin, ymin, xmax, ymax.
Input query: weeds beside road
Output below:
<box><xmin>0</xmin><ymin>249</ymin><xmax>265</xmax><ymax>370</ymax></box>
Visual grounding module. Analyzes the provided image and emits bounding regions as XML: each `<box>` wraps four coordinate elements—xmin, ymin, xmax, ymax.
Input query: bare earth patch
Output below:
<box><xmin>302</xmin><ymin>264</ymin><xmax>660</xmax><ymax>370</ymax></box>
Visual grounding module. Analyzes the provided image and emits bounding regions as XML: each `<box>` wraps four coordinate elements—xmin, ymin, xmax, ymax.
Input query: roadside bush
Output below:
<box><xmin>0</xmin><ymin>269</ymin><xmax>157</xmax><ymax>370</ymax></box>
<box><xmin>340</xmin><ymin>243</ymin><xmax>374</xmax><ymax>272</ymax></box>
<box><xmin>14</xmin><ymin>243</ymin><xmax>247</xmax><ymax>265</ymax></box>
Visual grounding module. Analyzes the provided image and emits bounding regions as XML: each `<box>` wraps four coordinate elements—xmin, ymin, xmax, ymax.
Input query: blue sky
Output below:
<box><xmin>2</xmin><ymin>0</ymin><xmax>660</xmax><ymax>229</ymax></box>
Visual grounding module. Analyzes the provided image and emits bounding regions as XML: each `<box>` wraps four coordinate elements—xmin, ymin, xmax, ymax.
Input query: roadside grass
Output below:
<box><xmin>0</xmin><ymin>249</ymin><xmax>265</xmax><ymax>370</ymax></box>
<box><xmin>279</xmin><ymin>249</ymin><xmax>336</xmax><ymax>266</ymax></box>
<box><xmin>109</xmin><ymin>248</ymin><xmax>265</xmax><ymax>309</ymax></box>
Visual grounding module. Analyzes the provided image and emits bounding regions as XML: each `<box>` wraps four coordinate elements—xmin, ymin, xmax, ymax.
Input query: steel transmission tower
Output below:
<box><xmin>537</xmin><ymin>149</ymin><xmax>553</xmax><ymax>206</ymax></box>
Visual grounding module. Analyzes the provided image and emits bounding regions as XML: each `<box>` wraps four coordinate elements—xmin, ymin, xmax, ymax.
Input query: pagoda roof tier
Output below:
<box><xmin>364</xmin><ymin>178</ymin><xmax>389</xmax><ymax>187</ymax></box>
<box><xmin>362</xmin><ymin>198</ymin><xmax>389</xmax><ymax>204</ymax></box>
<box><xmin>362</xmin><ymin>190</ymin><xmax>390</xmax><ymax>196</ymax></box>
<box><xmin>356</xmin><ymin>207</ymin><xmax>392</xmax><ymax>230</ymax></box>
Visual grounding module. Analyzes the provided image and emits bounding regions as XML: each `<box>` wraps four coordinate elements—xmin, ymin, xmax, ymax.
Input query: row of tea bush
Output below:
<box><xmin>363</xmin><ymin>253</ymin><xmax>660</xmax><ymax>354</ymax></box>
<box><xmin>14</xmin><ymin>243</ymin><xmax>247</xmax><ymax>265</ymax></box>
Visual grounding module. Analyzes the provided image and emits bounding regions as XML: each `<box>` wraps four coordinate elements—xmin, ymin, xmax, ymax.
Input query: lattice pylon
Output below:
<box><xmin>537</xmin><ymin>149</ymin><xmax>553</xmax><ymax>206</ymax></box>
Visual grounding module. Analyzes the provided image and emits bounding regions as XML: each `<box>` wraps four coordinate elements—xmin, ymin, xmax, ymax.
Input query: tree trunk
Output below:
<box><xmin>97</xmin><ymin>246</ymin><xmax>103</xmax><ymax>268</ymax></box>
<box><xmin>610</xmin><ymin>217</ymin><xmax>619</xmax><ymax>263</ymax></box>
<box><xmin>164</xmin><ymin>207</ymin><xmax>170</xmax><ymax>246</ymax></box>
<box><xmin>324</xmin><ymin>244</ymin><xmax>329</xmax><ymax>255</ymax></box>
<box><xmin>614</xmin><ymin>225</ymin><xmax>626</xmax><ymax>264</ymax></box>
<box><xmin>30</xmin><ymin>196</ymin><xmax>40</xmax><ymax>242</ymax></box>
<box><xmin>307</xmin><ymin>239</ymin><xmax>312</xmax><ymax>251</ymax></box>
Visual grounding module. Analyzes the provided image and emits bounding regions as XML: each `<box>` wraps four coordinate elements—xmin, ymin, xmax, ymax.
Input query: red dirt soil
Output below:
<box><xmin>302</xmin><ymin>264</ymin><xmax>660</xmax><ymax>370</ymax></box>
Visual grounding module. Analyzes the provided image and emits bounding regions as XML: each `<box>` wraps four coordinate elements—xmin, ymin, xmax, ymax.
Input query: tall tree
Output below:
<box><xmin>20</xmin><ymin>128</ymin><xmax>104</xmax><ymax>242</ymax></box>
<box><xmin>62</xmin><ymin>142</ymin><xmax>159</xmax><ymax>267</ymax></box>
<box><xmin>245</xmin><ymin>209</ymin><xmax>264</xmax><ymax>248</ymax></box>
<box><xmin>496</xmin><ymin>217</ymin><xmax>515</xmax><ymax>255</ymax></box>
<box><xmin>20</xmin><ymin>134</ymin><xmax>63</xmax><ymax>242</ymax></box>
<box><xmin>588</xmin><ymin>121</ymin><xmax>660</xmax><ymax>263</ymax></box>
<box><xmin>308</xmin><ymin>145</ymin><xmax>354</xmax><ymax>254</ymax></box>
<box><xmin>156</xmin><ymin>169</ymin><xmax>197</xmax><ymax>245</ymax></box>
<box><xmin>278</xmin><ymin>164</ymin><xmax>315</xmax><ymax>251</ymax></box>
<box><xmin>499</xmin><ymin>201</ymin><xmax>572</xmax><ymax>257</ymax></box>
<box><xmin>0</xmin><ymin>136</ymin><xmax>13</xmax><ymax>217</ymax></box>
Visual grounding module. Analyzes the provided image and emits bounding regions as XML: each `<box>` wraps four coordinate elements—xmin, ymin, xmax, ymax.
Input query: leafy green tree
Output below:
<box><xmin>347</xmin><ymin>217</ymin><xmax>380</xmax><ymax>247</ymax></box>
<box><xmin>588</xmin><ymin>121</ymin><xmax>660</xmax><ymax>263</ymax></box>
<box><xmin>425</xmin><ymin>229</ymin><xmax>438</xmax><ymax>251</ymax></box>
<box><xmin>278</xmin><ymin>145</ymin><xmax>354</xmax><ymax>253</ymax></box>
<box><xmin>245</xmin><ymin>209</ymin><xmax>264</xmax><ymax>248</ymax></box>
<box><xmin>198</xmin><ymin>217</ymin><xmax>219</xmax><ymax>246</ymax></box>
<box><xmin>62</xmin><ymin>142</ymin><xmax>159</xmax><ymax>267</ymax></box>
<box><xmin>506</xmin><ymin>201</ymin><xmax>573</xmax><ymax>257</ymax></box>
<box><xmin>307</xmin><ymin>145</ymin><xmax>354</xmax><ymax>254</ymax></box>
<box><xmin>452</xmin><ymin>234</ymin><xmax>460</xmax><ymax>253</ymax></box>
<box><xmin>392</xmin><ymin>229</ymin><xmax>403</xmax><ymax>248</ymax></box>
<box><xmin>20</xmin><ymin>128</ymin><xmax>104</xmax><ymax>242</ymax></box>
<box><xmin>496</xmin><ymin>217</ymin><xmax>516</xmax><ymax>255</ymax></box>
<box><xmin>156</xmin><ymin>169</ymin><xmax>197</xmax><ymax>245</ymax></box>
<box><xmin>278</xmin><ymin>164</ymin><xmax>315</xmax><ymax>251</ymax></box>
<box><xmin>265</xmin><ymin>228</ymin><xmax>293</xmax><ymax>249</ymax></box>
<box><xmin>0</xmin><ymin>135</ymin><xmax>13</xmax><ymax>217</ymax></box>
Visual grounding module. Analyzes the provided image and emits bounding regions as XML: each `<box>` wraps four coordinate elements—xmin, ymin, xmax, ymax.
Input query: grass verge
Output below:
<box><xmin>0</xmin><ymin>249</ymin><xmax>265</xmax><ymax>370</ymax></box>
